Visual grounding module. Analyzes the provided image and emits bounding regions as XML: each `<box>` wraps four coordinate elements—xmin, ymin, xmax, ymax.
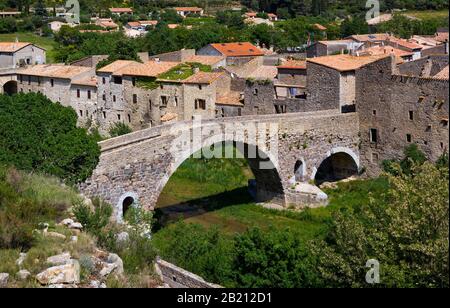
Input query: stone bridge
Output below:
<box><xmin>79</xmin><ymin>110</ymin><xmax>360</xmax><ymax>222</ymax></box>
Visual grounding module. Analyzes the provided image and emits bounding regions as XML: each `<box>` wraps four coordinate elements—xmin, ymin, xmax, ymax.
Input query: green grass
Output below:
<box><xmin>0</xmin><ymin>32</ymin><xmax>58</xmax><ymax>63</ymax></box>
<box><xmin>157</xmin><ymin>62</ymin><xmax>212</xmax><ymax>81</ymax></box>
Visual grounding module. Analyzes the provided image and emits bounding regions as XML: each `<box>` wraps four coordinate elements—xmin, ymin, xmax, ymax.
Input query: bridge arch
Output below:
<box><xmin>153</xmin><ymin>140</ymin><xmax>285</xmax><ymax>209</ymax></box>
<box><xmin>116</xmin><ymin>191</ymin><xmax>139</xmax><ymax>223</ymax></box>
<box><xmin>312</xmin><ymin>147</ymin><xmax>359</xmax><ymax>185</ymax></box>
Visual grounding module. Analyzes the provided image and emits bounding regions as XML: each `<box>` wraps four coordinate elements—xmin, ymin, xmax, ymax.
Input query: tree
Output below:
<box><xmin>108</xmin><ymin>122</ymin><xmax>132</xmax><ymax>137</ymax></box>
<box><xmin>0</xmin><ymin>93</ymin><xmax>100</xmax><ymax>183</ymax></box>
<box><xmin>160</xmin><ymin>9</ymin><xmax>183</xmax><ymax>24</ymax></box>
<box><xmin>312</xmin><ymin>161</ymin><xmax>449</xmax><ymax>287</ymax></box>
<box><xmin>33</xmin><ymin>0</ymin><xmax>48</xmax><ymax>17</ymax></box>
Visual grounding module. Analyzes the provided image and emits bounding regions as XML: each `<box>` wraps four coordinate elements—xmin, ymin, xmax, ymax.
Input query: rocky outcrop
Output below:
<box><xmin>0</xmin><ymin>273</ymin><xmax>9</xmax><ymax>288</ymax></box>
<box><xmin>36</xmin><ymin>260</ymin><xmax>80</xmax><ymax>285</ymax></box>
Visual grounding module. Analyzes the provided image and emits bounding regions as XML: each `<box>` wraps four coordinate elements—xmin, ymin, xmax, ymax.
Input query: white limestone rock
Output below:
<box><xmin>46</xmin><ymin>252</ymin><xmax>71</xmax><ymax>266</ymax></box>
<box><xmin>0</xmin><ymin>273</ymin><xmax>9</xmax><ymax>288</ymax></box>
<box><xmin>16</xmin><ymin>270</ymin><xmax>31</xmax><ymax>280</ymax></box>
<box><xmin>36</xmin><ymin>260</ymin><xmax>80</xmax><ymax>285</ymax></box>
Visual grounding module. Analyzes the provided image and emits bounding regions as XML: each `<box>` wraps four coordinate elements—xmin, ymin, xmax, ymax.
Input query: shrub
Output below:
<box><xmin>73</xmin><ymin>198</ymin><xmax>112</xmax><ymax>235</ymax></box>
<box><xmin>108</xmin><ymin>122</ymin><xmax>132</xmax><ymax>137</ymax></box>
<box><xmin>0</xmin><ymin>93</ymin><xmax>100</xmax><ymax>183</ymax></box>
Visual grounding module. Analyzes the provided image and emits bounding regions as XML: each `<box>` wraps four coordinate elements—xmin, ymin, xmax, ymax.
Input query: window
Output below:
<box><xmin>102</xmin><ymin>77</ymin><xmax>106</xmax><ymax>84</ymax></box>
<box><xmin>128</xmin><ymin>114</ymin><xmax>131</xmax><ymax>123</ymax></box>
<box><xmin>79</xmin><ymin>110</ymin><xmax>83</xmax><ymax>117</ymax></box>
<box><xmin>133</xmin><ymin>94</ymin><xmax>137</xmax><ymax>104</ymax></box>
<box><xmin>406</xmin><ymin>134</ymin><xmax>412</xmax><ymax>143</ymax></box>
<box><xmin>28</xmin><ymin>76</ymin><xmax>31</xmax><ymax>85</ymax></box>
<box><xmin>102</xmin><ymin>93</ymin><xmax>106</xmax><ymax>101</ymax></box>
<box><xmin>19</xmin><ymin>75</ymin><xmax>23</xmax><ymax>83</ymax></box>
<box><xmin>238</xmin><ymin>108</ymin><xmax>242</xmax><ymax>116</ymax></box>
<box><xmin>87</xmin><ymin>90</ymin><xmax>91</xmax><ymax>99</ymax></box>
<box><xmin>161</xmin><ymin>96</ymin><xmax>168</xmax><ymax>106</ymax></box>
<box><xmin>426</xmin><ymin>125</ymin><xmax>432</xmax><ymax>132</ymax></box>
<box><xmin>50</xmin><ymin>79</ymin><xmax>54</xmax><ymax>87</ymax></box>
<box><xmin>103</xmin><ymin>111</ymin><xmax>106</xmax><ymax>119</ymax></box>
<box><xmin>418</xmin><ymin>96</ymin><xmax>425</xmax><ymax>103</ymax></box>
<box><xmin>174</xmin><ymin>97</ymin><xmax>178</xmax><ymax>107</ymax></box>
<box><xmin>253</xmin><ymin>88</ymin><xmax>258</xmax><ymax>96</ymax></box>
<box><xmin>195</xmin><ymin>99</ymin><xmax>206</xmax><ymax>110</ymax></box>
<box><xmin>38</xmin><ymin>77</ymin><xmax>41</xmax><ymax>86</ymax></box>
<box><xmin>132</xmin><ymin>78</ymin><xmax>136</xmax><ymax>87</ymax></box>
<box><xmin>441</xmin><ymin>142</ymin><xmax>444</xmax><ymax>149</ymax></box>
<box><xmin>113</xmin><ymin>76</ymin><xmax>122</xmax><ymax>84</ymax></box>
<box><xmin>113</xmin><ymin>95</ymin><xmax>116</xmax><ymax>102</ymax></box>
<box><xmin>441</xmin><ymin>119</ymin><xmax>448</xmax><ymax>127</ymax></box>
<box><xmin>370</xmin><ymin>128</ymin><xmax>378</xmax><ymax>143</ymax></box>
<box><xmin>77</xmin><ymin>89</ymin><xmax>80</xmax><ymax>98</ymax></box>
<box><xmin>409</xmin><ymin>110</ymin><xmax>414</xmax><ymax>120</ymax></box>
<box><xmin>117</xmin><ymin>114</ymin><xmax>121</xmax><ymax>121</ymax></box>
<box><xmin>198</xmin><ymin>85</ymin><xmax>202</xmax><ymax>90</ymax></box>
<box><xmin>372</xmin><ymin>110</ymin><xmax>377</xmax><ymax>116</ymax></box>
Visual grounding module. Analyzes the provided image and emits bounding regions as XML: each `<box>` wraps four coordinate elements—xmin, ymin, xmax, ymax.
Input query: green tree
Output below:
<box><xmin>108</xmin><ymin>122</ymin><xmax>132</xmax><ymax>137</ymax></box>
<box><xmin>0</xmin><ymin>93</ymin><xmax>100</xmax><ymax>183</ymax></box>
<box><xmin>312</xmin><ymin>161</ymin><xmax>449</xmax><ymax>287</ymax></box>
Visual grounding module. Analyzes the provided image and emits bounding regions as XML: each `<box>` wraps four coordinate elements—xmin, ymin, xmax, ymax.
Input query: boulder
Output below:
<box><xmin>16</xmin><ymin>252</ymin><xmax>27</xmax><ymax>268</ymax></box>
<box><xmin>99</xmin><ymin>263</ymin><xmax>117</xmax><ymax>278</ymax></box>
<box><xmin>71</xmin><ymin>236</ymin><xmax>78</xmax><ymax>243</ymax></box>
<box><xmin>44</xmin><ymin>231</ymin><xmax>66</xmax><ymax>240</ymax></box>
<box><xmin>47</xmin><ymin>252</ymin><xmax>71</xmax><ymax>266</ymax></box>
<box><xmin>107</xmin><ymin>253</ymin><xmax>124</xmax><ymax>276</ymax></box>
<box><xmin>0</xmin><ymin>273</ymin><xmax>9</xmax><ymax>288</ymax></box>
<box><xmin>90</xmin><ymin>280</ymin><xmax>107</xmax><ymax>288</ymax></box>
<box><xmin>36</xmin><ymin>260</ymin><xmax>80</xmax><ymax>285</ymax></box>
<box><xmin>69</xmin><ymin>222</ymin><xmax>83</xmax><ymax>230</ymax></box>
<box><xmin>16</xmin><ymin>270</ymin><xmax>31</xmax><ymax>280</ymax></box>
<box><xmin>60</xmin><ymin>218</ymin><xmax>74</xmax><ymax>226</ymax></box>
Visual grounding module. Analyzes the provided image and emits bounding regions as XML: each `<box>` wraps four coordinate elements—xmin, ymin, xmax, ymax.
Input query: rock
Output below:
<box><xmin>69</xmin><ymin>222</ymin><xmax>83</xmax><ymax>230</ymax></box>
<box><xmin>16</xmin><ymin>252</ymin><xmax>27</xmax><ymax>268</ymax></box>
<box><xmin>90</xmin><ymin>280</ymin><xmax>107</xmax><ymax>288</ymax></box>
<box><xmin>60</xmin><ymin>218</ymin><xmax>74</xmax><ymax>226</ymax></box>
<box><xmin>71</xmin><ymin>236</ymin><xmax>78</xmax><ymax>243</ymax></box>
<box><xmin>36</xmin><ymin>260</ymin><xmax>80</xmax><ymax>285</ymax></box>
<box><xmin>16</xmin><ymin>270</ymin><xmax>31</xmax><ymax>280</ymax></box>
<box><xmin>47</xmin><ymin>252</ymin><xmax>71</xmax><ymax>266</ymax></box>
<box><xmin>0</xmin><ymin>273</ymin><xmax>9</xmax><ymax>288</ymax></box>
<box><xmin>107</xmin><ymin>253</ymin><xmax>124</xmax><ymax>276</ymax></box>
<box><xmin>99</xmin><ymin>263</ymin><xmax>117</xmax><ymax>278</ymax></box>
<box><xmin>48</xmin><ymin>284</ymin><xmax>78</xmax><ymax>288</ymax></box>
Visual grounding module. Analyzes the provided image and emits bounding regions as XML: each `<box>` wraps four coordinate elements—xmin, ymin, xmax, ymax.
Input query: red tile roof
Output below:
<box><xmin>387</xmin><ymin>37</ymin><xmax>423</xmax><ymax>51</ymax></box>
<box><xmin>307</xmin><ymin>54</ymin><xmax>389</xmax><ymax>72</ymax></box>
<box><xmin>174</xmin><ymin>7</ymin><xmax>203</xmax><ymax>12</ymax></box>
<box><xmin>109</xmin><ymin>8</ymin><xmax>133</xmax><ymax>13</ymax></box>
<box><xmin>434</xmin><ymin>65</ymin><xmax>449</xmax><ymax>80</ymax></box>
<box><xmin>210</xmin><ymin>42</ymin><xmax>264</xmax><ymax>57</ymax></box>
<box><xmin>0</xmin><ymin>42</ymin><xmax>38</xmax><ymax>52</ymax></box>
<box><xmin>313</xmin><ymin>23</ymin><xmax>327</xmax><ymax>31</ymax></box>
<box><xmin>183</xmin><ymin>71</ymin><xmax>224</xmax><ymax>84</ymax></box>
<box><xmin>278</xmin><ymin>60</ymin><xmax>307</xmax><ymax>70</ymax></box>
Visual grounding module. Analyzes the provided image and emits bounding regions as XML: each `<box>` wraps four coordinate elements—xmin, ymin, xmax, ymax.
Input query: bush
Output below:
<box><xmin>0</xmin><ymin>93</ymin><xmax>100</xmax><ymax>183</ymax></box>
<box><xmin>108</xmin><ymin>122</ymin><xmax>132</xmax><ymax>137</ymax></box>
<box><xmin>73</xmin><ymin>198</ymin><xmax>112</xmax><ymax>235</ymax></box>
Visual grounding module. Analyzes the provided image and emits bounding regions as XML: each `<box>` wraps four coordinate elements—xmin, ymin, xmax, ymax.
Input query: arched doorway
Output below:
<box><xmin>3</xmin><ymin>80</ymin><xmax>17</xmax><ymax>95</ymax></box>
<box><xmin>314</xmin><ymin>152</ymin><xmax>358</xmax><ymax>185</ymax></box>
<box><xmin>122</xmin><ymin>196</ymin><xmax>135</xmax><ymax>218</ymax></box>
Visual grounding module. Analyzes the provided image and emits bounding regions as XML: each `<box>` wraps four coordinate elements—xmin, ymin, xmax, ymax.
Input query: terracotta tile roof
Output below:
<box><xmin>168</xmin><ymin>24</ymin><xmax>179</xmax><ymax>29</ymax></box>
<box><xmin>216</xmin><ymin>91</ymin><xmax>243</xmax><ymax>106</ymax></box>
<box><xmin>268</xmin><ymin>13</ymin><xmax>277</xmax><ymax>17</ymax></box>
<box><xmin>186</xmin><ymin>55</ymin><xmax>225</xmax><ymax>66</ymax></box>
<box><xmin>210</xmin><ymin>42</ymin><xmax>264</xmax><ymax>57</ymax></box>
<box><xmin>387</xmin><ymin>37</ymin><xmax>423</xmax><ymax>51</ymax></box>
<box><xmin>174</xmin><ymin>7</ymin><xmax>203</xmax><ymax>12</ymax></box>
<box><xmin>313</xmin><ymin>23</ymin><xmax>327</xmax><ymax>31</ymax></box>
<box><xmin>245</xmin><ymin>12</ymin><xmax>257</xmax><ymax>17</ymax></box>
<box><xmin>161</xmin><ymin>113</ymin><xmax>178</xmax><ymax>122</ymax></box>
<box><xmin>140</xmin><ymin>20</ymin><xmax>158</xmax><ymax>26</ymax></box>
<box><xmin>109</xmin><ymin>8</ymin><xmax>133</xmax><ymax>13</ymax></box>
<box><xmin>113</xmin><ymin>60</ymin><xmax>180</xmax><ymax>77</ymax></box>
<box><xmin>17</xmin><ymin>64</ymin><xmax>93</xmax><ymax>79</ymax></box>
<box><xmin>248</xmin><ymin>65</ymin><xmax>278</xmax><ymax>79</ymax></box>
<box><xmin>364</xmin><ymin>46</ymin><xmax>413</xmax><ymax>63</ymax></box>
<box><xmin>411</xmin><ymin>35</ymin><xmax>442</xmax><ymax>48</ymax></box>
<box><xmin>127</xmin><ymin>21</ymin><xmax>140</xmax><ymax>27</ymax></box>
<box><xmin>348</xmin><ymin>33</ymin><xmax>391</xmax><ymax>42</ymax></box>
<box><xmin>98</xmin><ymin>20</ymin><xmax>119</xmax><ymax>28</ymax></box>
<box><xmin>97</xmin><ymin>60</ymin><xmax>137</xmax><ymax>74</ymax></box>
<box><xmin>183</xmin><ymin>71</ymin><xmax>224</xmax><ymax>84</ymax></box>
<box><xmin>435</xmin><ymin>31</ymin><xmax>449</xmax><ymax>43</ymax></box>
<box><xmin>0</xmin><ymin>42</ymin><xmax>34</xmax><ymax>52</ymax></box>
<box><xmin>434</xmin><ymin>65</ymin><xmax>449</xmax><ymax>80</ymax></box>
<box><xmin>307</xmin><ymin>54</ymin><xmax>389</xmax><ymax>72</ymax></box>
<box><xmin>72</xmin><ymin>76</ymin><xmax>97</xmax><ymax>87</ymax></box>
<box><xmin>79</xmin><ymin>30</ymin><xmax>110</xmax><ymax>33</ymax></box>
<box><xmin>278</xmin><ymin>60</ymin><xmax>307</xmax><ymax>69</ymax></box>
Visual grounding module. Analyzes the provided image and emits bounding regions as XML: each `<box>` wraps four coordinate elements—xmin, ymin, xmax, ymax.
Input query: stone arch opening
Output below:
<box><xmin>3</xmin><ymin>80</ymin><xmax>17</xmax><ymax>95</ymax></box>
<box><xmin>122</xmin><ymin>196</ymin><xmax>135</xmax><ymax>217</ymax></box>
<box><xmin>116</xmin><ymin>192</ymin><xmax>139</xmax><ymax>223</ymax></box>
<box><xmin>314</xmin><ymin>152</ymin><xmax>358</xmax><ymax>185</ymax></box>
<box><xmin>154</xmin><ymin>140</ymin><xmax>285</xmax><ymax>215</ymax></box>
<box><xmin>294</xmin><ymin>159</ymin><xmax>306</xmax><ymax>182</ymax></box>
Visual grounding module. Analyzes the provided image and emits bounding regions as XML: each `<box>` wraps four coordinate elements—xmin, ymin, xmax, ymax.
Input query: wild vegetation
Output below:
<box><xmin>153</xmin><ymin>145</ymin><xmax>449</xmax><ymax>287</ymax></box>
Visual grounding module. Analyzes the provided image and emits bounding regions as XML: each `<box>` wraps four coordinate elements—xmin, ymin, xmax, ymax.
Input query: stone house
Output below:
<box><xmin>0</xmin><ymin>42</ymin><xmax>46</xmax><ymax>70</ymax></box>
<box><xmin>109</xmin><ymin>8</ymin><xmax>133</xmax><ymax>16</ymax></box>
<box><xmin>174</xmin><ymin>7</ymin><xmax>204</xmax><ymax>17</ymax></box>
<box><xmin>197</xmin><ymin>42</ymin><xmax>264</xmax><ymax>66</ymax></box>
<box><xmin>306</xmin><ymin>40</ymin><xmax>363</xmax><ymax>58</ymax></box>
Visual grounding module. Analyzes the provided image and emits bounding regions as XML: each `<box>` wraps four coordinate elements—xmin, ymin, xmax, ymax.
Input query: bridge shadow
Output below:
<box><xmin>153</xmin><ymin>186</ymin><xmax>254</xmax><ymax>231</ymax></box>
